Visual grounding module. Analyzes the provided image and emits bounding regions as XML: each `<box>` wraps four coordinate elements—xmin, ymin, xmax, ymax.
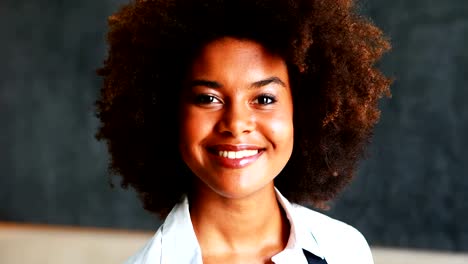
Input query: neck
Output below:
<box><xmin>189</xmin><ymin>181</ymin><xmax>289</xmax><ymax>257</ymax></box>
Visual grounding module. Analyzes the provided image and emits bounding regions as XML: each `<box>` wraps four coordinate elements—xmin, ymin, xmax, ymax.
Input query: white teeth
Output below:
<box><xmin>218</xmin><ymin>150</ymin><xmax>259</xmax><ymax>159</ymax></box>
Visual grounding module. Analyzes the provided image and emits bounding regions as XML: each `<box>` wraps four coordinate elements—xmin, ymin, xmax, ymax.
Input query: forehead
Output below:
<box><xmin>198</xmin><ymin>37</ymin><xmax>271</xmax><ymax>58</ymax></box>
<box><xmin>188</xmin><ymin>37</ymin><xmax>288</xmax><ymax>82</ymax></box>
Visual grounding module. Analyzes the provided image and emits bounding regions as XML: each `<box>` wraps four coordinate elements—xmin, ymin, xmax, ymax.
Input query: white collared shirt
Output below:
<box><xmin>125</xmin><ymin>189</ymin><xmax>374</xmax><ymax>264</ymax></box>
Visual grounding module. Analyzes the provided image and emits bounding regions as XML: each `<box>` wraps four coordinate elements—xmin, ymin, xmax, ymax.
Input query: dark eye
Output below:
<box><xmin>194</xmin><ymin>94</ymin><xmax>221</xmax><ymax>104</ymax></box>
<box><xmin>254</xmin><ymin>94</ymin><xmax>277</xmax><ymax>105</ymax></box>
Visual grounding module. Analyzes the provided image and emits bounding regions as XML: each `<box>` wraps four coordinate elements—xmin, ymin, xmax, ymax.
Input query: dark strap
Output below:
<box><xmin>303</xmin><ymin>249</ymin><xmax>328</xmax><ymax>264</ymax></box>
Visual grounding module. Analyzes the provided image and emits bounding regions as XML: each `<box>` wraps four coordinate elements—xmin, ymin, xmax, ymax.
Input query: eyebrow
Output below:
<box><xmin>188</xmin><ymin>80</ymin><xmax>222</xmax><ymax>89</ymax></box>
<box><xmin>187</xmin><ymin>76</ymin><xmax>287</xmax><ymax>89</ymax></box>
<box><xmin>250</xmin><ymin>77</ymin><xmax>286</xmax><ymax>89</ymax></box>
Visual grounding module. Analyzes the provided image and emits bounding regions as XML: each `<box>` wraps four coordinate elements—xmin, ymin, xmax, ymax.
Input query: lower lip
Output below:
<box><xmin>209</xmin><ymin>151</ymin><xmax>264</xmax><ymax>169</ymax></box>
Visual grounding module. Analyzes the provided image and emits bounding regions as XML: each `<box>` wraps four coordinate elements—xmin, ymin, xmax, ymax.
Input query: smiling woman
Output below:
<box><xmin>95</xmin><ymin>0</ymin><xmax>391</xmax><ymax>263</ymax></box>
<box><xmin>179</xmin><ymin>38</ymin><xmax>294</xmax><ymax>200</ymax></box>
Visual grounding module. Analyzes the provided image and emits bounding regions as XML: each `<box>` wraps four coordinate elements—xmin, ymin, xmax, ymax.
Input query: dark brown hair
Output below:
<box><xmin>96</xmin><ymin>0</ymin><xmax>391</xmax><ymax>216</ymax></box>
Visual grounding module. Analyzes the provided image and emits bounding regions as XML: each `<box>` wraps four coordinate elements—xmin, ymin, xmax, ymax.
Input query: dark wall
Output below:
<box><xmin>1</xmin><ymin>0</ymin><xmax>467</xmax><ymax>252</ymax></box>
<box><xmin>0</xmin><ymin>0</ymin><xmax>158</xmax><ymax>229</ymax></box>
<box><xmin>328</xmin><ymin>0</ymin><xmax>468</xmax><ymax>252</ymax></box>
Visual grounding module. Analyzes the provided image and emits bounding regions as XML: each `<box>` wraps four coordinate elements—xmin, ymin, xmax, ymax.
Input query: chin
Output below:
<box><xmin>204</xmin><ymin>179</ymin><xmax>274</xmax><ymax>200</ymax></box>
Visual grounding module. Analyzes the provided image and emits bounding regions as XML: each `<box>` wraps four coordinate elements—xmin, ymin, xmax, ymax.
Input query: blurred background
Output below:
<box><xmin>1</xmin><ymin>0</ymin><xmax>467</xmax><ymax>263</ymax></box>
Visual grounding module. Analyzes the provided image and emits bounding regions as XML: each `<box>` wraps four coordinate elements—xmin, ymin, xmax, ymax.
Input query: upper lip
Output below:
<box><xmin>207</xmin><ymin>144</ymin><xmax>264</xmax><ymax>151</ymax></box>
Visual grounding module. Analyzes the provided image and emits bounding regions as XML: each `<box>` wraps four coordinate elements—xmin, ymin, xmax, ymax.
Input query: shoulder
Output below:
<box><xmin>291</xmin><ymin>204</ymin><xmax>374</xmax><ymax>264</ymax></box>
<box><xmin>124</xmin><ymin>228</ymin><xmax>162</xmax><ymax>264</ymax></box>
<box><xmin>291</xmin><ymin>203</ymin><xmax>366</xmax><ymax>242</ymax></box>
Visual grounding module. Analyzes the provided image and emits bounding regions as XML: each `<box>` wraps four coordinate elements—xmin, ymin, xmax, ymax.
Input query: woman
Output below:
<box><xmin>96</xmin><ymin>0</ymin><xmax>391</xmax><ymax>263</ymax></box>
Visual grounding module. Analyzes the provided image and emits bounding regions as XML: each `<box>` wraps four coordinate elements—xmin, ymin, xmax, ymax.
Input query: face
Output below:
<box><xmin>179</xmin><ymin>37</ymin><xmax>294</xmax><ymax>199</ymax></box>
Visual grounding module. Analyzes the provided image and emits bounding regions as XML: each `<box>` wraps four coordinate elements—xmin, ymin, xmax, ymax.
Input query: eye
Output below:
<box><xmin>253</xmin><ymin>94</ymin><xmax>277</xmax><ymax>105</ymax></box>
<box><xmin>194</xmin><ymin>94</ymin><xmax>221</xmax><ymax>105</ymax></box>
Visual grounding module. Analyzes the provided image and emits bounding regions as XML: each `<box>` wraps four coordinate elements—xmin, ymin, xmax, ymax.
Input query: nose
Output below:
<box><xmin>216</xmin><ymin>101</ymin><xmax>255</xmax><ymax>137</ymax></box>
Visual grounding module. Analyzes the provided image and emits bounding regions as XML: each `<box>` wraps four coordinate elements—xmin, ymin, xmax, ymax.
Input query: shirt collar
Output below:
<box><xmin>160</xmin><ymin>198</ymin><xmax>202</xmax><ymax>264</ymax></box>
<box><xmin>159</xmin><ymin>188</ymin><xmax>324</xmax><ymax>263</ymax></box>
<box><xmin>273</xmin><ymin>188</ymin><xmax>324</xmax><ymax>260</ymax></box>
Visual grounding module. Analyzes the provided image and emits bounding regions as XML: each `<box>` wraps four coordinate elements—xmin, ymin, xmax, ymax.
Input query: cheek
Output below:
<box><xmin>267</xmin><ymin>113</ymin><xmax>294</xmax><ymax>146</ymax></box>
<box><xmin>178</xmin><ymin>107</ymin><xmax>195</xmax><ymax>150</ymax></box>
<box><xmin>179</xmin><ymin>113</ymin><xmax>198</xmax><ymax>169</ymax></box>
<box><xmin>179</xmin><ymin>107</ymin><xmax>211</xmax><ymax>149</ymax></box>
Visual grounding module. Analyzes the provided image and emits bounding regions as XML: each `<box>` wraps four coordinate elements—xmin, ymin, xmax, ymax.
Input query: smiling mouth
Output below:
<box><xmin>217</xmin><ymin>150</ymin><xmax>259</xmax><ymax>159</ymax></box>
<box><xmin>206</xmin><ymin>146</ymin><xmax>265</xmax><ymax>168</ymax></box>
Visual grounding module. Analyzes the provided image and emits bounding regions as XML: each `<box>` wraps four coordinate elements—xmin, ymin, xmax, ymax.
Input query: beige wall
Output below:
<box><xmin>1</xmin><ymin>222</ymin><xmax>467</xmax><ymax>264</ymax></box>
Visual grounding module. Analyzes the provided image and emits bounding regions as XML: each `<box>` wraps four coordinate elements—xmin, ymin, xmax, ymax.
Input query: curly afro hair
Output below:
<box><xmin>96</xmin><ymin>0</ymin><xmax>391</xmax><ymax>217</ymax></box>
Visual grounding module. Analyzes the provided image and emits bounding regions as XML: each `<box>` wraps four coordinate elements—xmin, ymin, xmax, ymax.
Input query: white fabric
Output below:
<box><xmin>125</xmin><ymin>189</ymin><xmax>374</xmax><ymax>264</ymax></box>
